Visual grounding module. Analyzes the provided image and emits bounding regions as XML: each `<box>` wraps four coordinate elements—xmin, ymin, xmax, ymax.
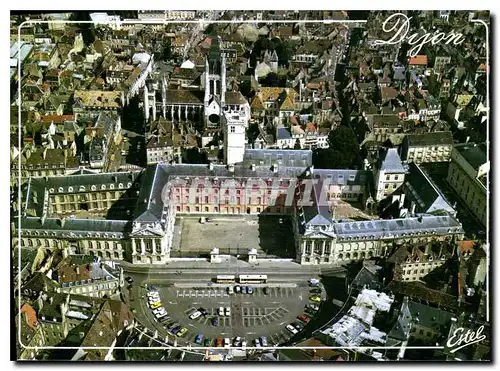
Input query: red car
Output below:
<box><xmin>297</xmin><ymin>315</ymin><xmax>311</xmax><ymax>323</ymax></box>
<box><xmin>216</xmin><ymin>337</ymin><xmax>223</xmax><ymax>347</ymax></box>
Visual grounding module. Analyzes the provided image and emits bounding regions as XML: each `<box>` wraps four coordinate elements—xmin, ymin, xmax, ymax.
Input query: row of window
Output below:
<box><xmin>176</xmin><ymin>205</ymin><xmax>267</xmax><ymax>213</ymax></box>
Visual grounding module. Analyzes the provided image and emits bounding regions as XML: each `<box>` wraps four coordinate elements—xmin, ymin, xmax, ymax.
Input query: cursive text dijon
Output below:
<box><xmin>373</xmin><ymin>13</ymin><xmax>466</xmax><ymax>57</ymax></box>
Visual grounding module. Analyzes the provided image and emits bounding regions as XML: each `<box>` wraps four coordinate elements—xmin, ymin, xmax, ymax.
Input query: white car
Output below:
<box><xmin>224</xmin><ymin>338</ymin><xmax>230</xmax><ymax>348</ymax></box>
<box><xmin>189</xmin><ymin>311</ymin><xmax>202</xmax><ymax>320</ymax></box>
<box><xmin>241</xmin><ymin>340</ymin><xmax>247</xmax><ymax>348</ymax></box>
<box><xmin>147</xmin><ymin>291</ymin><xmax>159</xmax><ymax>297</ymax></box>
<box><xmin>153</xmin><ymin>307</ymin><xmax>166</xmax><ymax>315</ymax></box>
<box><xmin>218</xmin><ymin>307</ymin><xmax>224</xmax><ymax>316</ymax></box>
<box><xmin>233</xmin><ymin>336</ymin><xmax>242</xmax><ymax>346</ymax></box>
<box><xmin>254</xmin><ymin>338</ymin><xmax>261</xmax><ymax>347</ymax></box>
<box><xmin>227</xmin><ymin>286</ymin><xmax>234</xmax><ymax>295</ymax></box>
<box><xmin>225</xmin><ymin>307</ymin><xmax>231</xmax><ymax>316</ymax></box>
<box><xmin>286</xmin><ymin>324</ymin><xmax>299</xmax><ymax>335</ymax></box>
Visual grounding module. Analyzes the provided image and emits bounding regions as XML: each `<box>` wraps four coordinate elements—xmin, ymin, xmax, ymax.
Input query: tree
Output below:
<box><xmin>312</xmin><ymin>126</ymin><xmax>360</xmax><ymax>169</ymax></box>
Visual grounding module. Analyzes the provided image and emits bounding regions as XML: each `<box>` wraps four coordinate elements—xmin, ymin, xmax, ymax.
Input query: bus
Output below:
<box><xmin>215</xmin><ymin>275</ymin><xmax>236</xmax><ymax>283</ymax></box>
<box><xmin>238</xmin><ymin>275</ymin><xmax>268</xmax><ymax>284</ymax></box>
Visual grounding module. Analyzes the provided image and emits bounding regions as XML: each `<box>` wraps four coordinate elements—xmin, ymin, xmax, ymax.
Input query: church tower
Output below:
<box><xmin>204</xmin><ymin>35</ymin><xmax>226</xmax><ymax>127</ymax></box>
<box><xmin>203</xmin><ymin>33</ymin><xmax>250</xmax><ymax>165</ymax></box>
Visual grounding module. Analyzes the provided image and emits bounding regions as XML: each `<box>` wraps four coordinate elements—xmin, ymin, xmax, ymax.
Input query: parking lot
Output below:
<box><xmin>145</xmin><ymin>283</ymin><xmax>319</xmax><ymax>347</ymax></box>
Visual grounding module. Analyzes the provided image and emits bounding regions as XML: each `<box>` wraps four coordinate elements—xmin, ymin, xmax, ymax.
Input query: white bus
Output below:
<box><xmin>238</xmin><ymin>274</ymin><xmax>268</xmax><ymax>284</ymax></box>
<box><xmin>215</xmin><ymin>275</ymin><xmax>236</xmax><ymax>283</ymax></box>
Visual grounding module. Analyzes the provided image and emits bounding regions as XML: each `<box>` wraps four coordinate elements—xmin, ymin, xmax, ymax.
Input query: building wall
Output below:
<box><xmin>375</xmin><ymin>169</ymin><xmax>405</xmax><ymax>201</ymax></box>
<box><xmin>297</xmin><ymin>233</ymin><xmax>458</xmax><ymax>266</ymax></box>
<box><xmin>399</xmin><ymin>259</ymin><xmax>446</xmax><ymax>281</ymax></box>
<box><xmin>405</xmin><ymin>144</ymin><xmax>452</xmax><ymax>164</ymax></box>
<box><xmin>447</xmin><ymin>161</ymin><xmax>487</xmax><ymax>226</ymax></box>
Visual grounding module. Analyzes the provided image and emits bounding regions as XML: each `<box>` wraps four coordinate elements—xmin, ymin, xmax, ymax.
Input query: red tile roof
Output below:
<box><xmin>409</xmin><ymin>55</ymin><xmax>428</xmax><ymax>66</ymax></box>
<box><xmin>40</xmin><ymin>115</ymin><xmax>75</xmax><ymax>124</ymax></box>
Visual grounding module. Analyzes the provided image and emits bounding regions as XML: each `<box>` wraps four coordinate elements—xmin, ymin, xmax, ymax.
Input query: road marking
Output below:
<box><xmin>188</xmin><ymin>323</ymin><xmax>195</xmax><ymax>327</ymax></box>
<box><xmin>279</xmin><ymin>321</ymin><xmax>286</xmax><ymax>325</ymax></box>
<box><xmin>168</xmin><ymin>301</ymin><xmax>177</xmax><ymax>305</ymax></box>
<box><xmin>270</xmin><ymin>301</ymin><xmax>280</xmax><ymax>304</ymax></box>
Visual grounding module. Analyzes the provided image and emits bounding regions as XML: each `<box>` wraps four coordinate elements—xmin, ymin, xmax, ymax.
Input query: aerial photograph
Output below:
<box><xmin>10</xmin><ymin>10</ymin><xmax>490</xmax><ymax>362</ymax></box>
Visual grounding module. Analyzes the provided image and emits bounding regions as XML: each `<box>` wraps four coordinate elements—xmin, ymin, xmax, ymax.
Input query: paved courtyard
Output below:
<box><xmin>172</xmin><ymin>215</ymin><xmax>295</xmax><ymax>258</ymax></box>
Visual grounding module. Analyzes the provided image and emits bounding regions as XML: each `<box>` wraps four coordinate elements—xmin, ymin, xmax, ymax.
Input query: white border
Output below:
<box><xmin>15</xmin><ymin>14</ymin><xmax>489</xmax><ymax>357</ymax></box>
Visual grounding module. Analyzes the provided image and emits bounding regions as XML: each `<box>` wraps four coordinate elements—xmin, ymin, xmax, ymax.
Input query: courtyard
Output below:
<box><xmin>171</xmin><ymin>215</ymin><xmax>296</xmax><ymax>258</ymax></box>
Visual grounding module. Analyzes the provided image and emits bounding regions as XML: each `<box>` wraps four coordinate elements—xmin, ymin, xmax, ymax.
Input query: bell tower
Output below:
<box><xmin>204</xmin><ymin>35</ymin><xmax>226</xmax><ymax>127</ymax></box>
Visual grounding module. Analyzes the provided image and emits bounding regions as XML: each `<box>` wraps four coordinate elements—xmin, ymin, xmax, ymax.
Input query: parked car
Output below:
<box><xmin>242</xmin><ymin>286</ymin><xmax>248</xmax><ymax>294</ymax></box>
<box><xmin>167</xmin><ymin>322</ymin><xmax>179</xmax><ymax>330</ymax></box>
<box><xmin>149</xmin><ymin>301</ymin><xmax>162</xmax><ymax>309</ymax></box>
<box><xmin>147</xmin><ymin>292</ymin><xmax>159</xmax><ymax>298</ymax></box>
<box><xmin>292</xmin><ymin>322</ymin><xmax>304</xmax><ymax>331</ymax></box>
<box><xmin>198</xmin><ymin>307</ymin><xmax>209</xmax><ymax>316</ymax></box>
<box><xmin>224</xmin><ymin>338</ymin><xmax>230</xmax><ymax>348</ymax></box>
<box><xmin>159</xmin><ymin>315</ymin><xmax>170</xmax><ymax>323</ymax></box>
<box><xmin>216</xmin><ymin>337</ymin><xmax>223</xmax><ymax>347</ymax></box>
<box><xmin>297</xmin><ymin>315</ymin><xmax>311</xmax><ymax>323</ymax></box>
<box><xmin>309</xmin><ymin>279</ymin><xmax>320</xmax><ymax>287</ymax></box>
<box><xmin>227</xmin><ymin>286</ymin><xmax>234</xmax><ymax>295</ymax></box>
<box><xmin>309</xmin><ymin>295</ymin><xmax>321</xmax><ymax>303</ymax></box>
<box><xmin>225</xmin><ymin>307</ymin><xmax>231</xmax><ymax>316</ymax></box>
<box><xmin>304</xmin><ymin>308</ymin><xmax>317</xmax><ymax>316</ymax></box>
<box><xmin>305</xmin><ymin>304</ymin><xmax>319</xmax><ymax>312</ymax></box>
<box><xmin>241</xmin><ymin>340</ymin><xmax>247</xmax><ymax>348</ymax></box>
<box><xmin>286</xmin><ymin>324</ymin><xmax>299</xmax><ymax>334</ymax></box>
<box><xmin>152</xmin><ymin>307</ymin><xmax>166</xmax><ymax>315</ymax></box>
<box><xmin>211</xmin><ymin>317</ymin><xmax>219</xmax><ymax>326</ymax></box>
<box><xmin>125</xmin><ymin>276</ymin><xmax>134</xmax><ymax>283</ymax></box>
<box><xmin>189</xmin><ymin>311</ymin><xmax>202</xmax><ymax>320</ymax></box>
<box><xmin>247</xmin><ymin>287</ymin><xmax>253</xmax><ymax>294</ymax></box>
<box><xmin>204</xmin><ymin>338</ymin><xmax>212</xmax><ymax>347</ymax></box>
<box><xmin>171</xmin><ymin>326</ymin><xmax>182</xmax><ymax>335</ymax></box>
<box><xmin>263</xmin><ymin>287</ymin><xmax>269</xmax><ymax>295</ymax></box>
<box><xmin>177</xmin><ymin>327</ymin><xmax>188</xmax><ymax>337</ymax></box>
<box><xmin>218</xmin><ymin>307</ymin><xmax>224</xmax><ymax>316</ymax></box>
<box><xmin>194</xmin><ymin>334</ymin><xmax>204</xmax><ymax>344</ymax></box>
<box><xmin>233</xmin><ymin>336</ymin><xmax>242</xmax><ymax>346</ymax></box>
<box><xmin>254</xmin><ymin>338</ymin><xmax>261</xmax><ymax>347</ymax></box>
<box><xmin>234</xmin><ymin>285</ymin><xmax>241</xmax><ymax>293</ymax></box>
<box><xmin>260</xmin><ymin>336</ymin><xmax>268</xmax><ymax>347</ymax></box>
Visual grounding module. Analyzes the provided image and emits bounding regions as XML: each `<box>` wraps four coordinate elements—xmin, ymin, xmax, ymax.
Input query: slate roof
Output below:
<box><xmin>242</xmin><ymin>149</ymin><xmax>312</xmax><ymax>168</ymax></box>
<box><xmin>333</xmin><ymin>214</ymin><xmax>463</xmax><ymax>240</ymax></box>
<box><xmin>378</xmin><ymin>148</ymin><xmax>406</xmax><ymax>173</ymax></box>
<box><xmin>455</xmin><ymin>142</ymin><xmax>487</xmax><ymax>171</ymax></box>
<box><xmin>404</xmin><ymin>162</ymin><xmax>455</xmax><ymax>214</ymax></box>
<box><xmin>225</xmin><ymin>91</ymin><xmax>248</xmax><ymax>105</ymax></box>
<box><xmin>277</xmin><ymin>127</ymin><xmax>292</xmax><ymax>140</ymax></box>
<box><xmin>406</xmin><ymin>131</ymin><xmax>453</xmax><ymax>146</ymax></box>
<box><xmin>165</xmin><ymin>89</ymin><xmax>204</xmax><ymax>105</ymax></box>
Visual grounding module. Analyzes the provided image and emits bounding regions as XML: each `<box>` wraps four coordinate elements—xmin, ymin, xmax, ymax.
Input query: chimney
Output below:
<box><xmin>76</xmin><ymin>266</ymin><xmax>80</xmax><ymax>275</ymax></box>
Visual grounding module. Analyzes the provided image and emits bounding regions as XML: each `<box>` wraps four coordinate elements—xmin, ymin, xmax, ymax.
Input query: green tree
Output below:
<box><xmin>312</xmin><ymin>126</ymin><xmax>360</xmax><ymax>169</ymax></box>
